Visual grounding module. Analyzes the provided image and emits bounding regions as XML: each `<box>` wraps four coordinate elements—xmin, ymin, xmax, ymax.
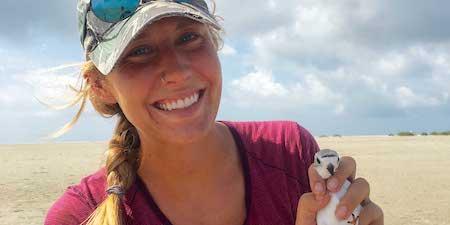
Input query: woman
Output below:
<box><xmin>45</xmin><ymin>0</ymin><xmax>383</xmax><ymax>224</ymax></box>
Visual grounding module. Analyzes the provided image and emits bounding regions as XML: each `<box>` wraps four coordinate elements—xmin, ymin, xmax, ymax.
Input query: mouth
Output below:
<box><xmin>152</xmin><ymin>89</ymin><xmax>206</xmax><ymax>111</ymax></box>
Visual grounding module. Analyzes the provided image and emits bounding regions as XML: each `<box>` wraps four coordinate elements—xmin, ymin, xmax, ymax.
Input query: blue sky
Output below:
<box><xmin>1</xmin><ymin>0</ymin><xmax>449</xmax><ymax>144</ymax></box>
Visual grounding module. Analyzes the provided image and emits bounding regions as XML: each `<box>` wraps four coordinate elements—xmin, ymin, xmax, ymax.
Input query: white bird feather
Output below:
<box><xmin>314</xmin><ymin>149</ymin><xmax>362</xmax><ymax>225</ymax></box>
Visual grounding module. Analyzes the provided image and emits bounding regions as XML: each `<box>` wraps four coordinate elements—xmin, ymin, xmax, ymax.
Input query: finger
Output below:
<box><xmin>335</xmin><ymin>178</ymin><xmax>370</xmax><ymax>220</ymax></box>
<box><xmin>358</xmin><ymin>202</ymin><xmax>384</xmax><ymax>225</ymax></box>
<box><xmin>308</xmin><ymin>164</ymin><xmax>327</xmax><ymax>200</ymax></box>
<box><xmin>296</xmin><ymin>193</ymin><xmax>331</xmax><ymax>225</ymax></box>
<box><xmin>327</xmin><ymin>156</ymin><xmax>356</xmax><ymax>192</ymax></box>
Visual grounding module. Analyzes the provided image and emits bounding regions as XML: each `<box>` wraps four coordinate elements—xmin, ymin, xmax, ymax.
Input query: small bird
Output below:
<box><xmin>314</xmin><ymin>149</ymin><xmax>362</xmax><ymax>225</ymax></box>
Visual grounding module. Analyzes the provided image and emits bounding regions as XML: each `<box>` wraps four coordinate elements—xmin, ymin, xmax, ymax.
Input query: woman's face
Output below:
<box><xmin>105</xmin><ymin>17</ymin><xmax>222</xmax><ymax>145</ymax></box>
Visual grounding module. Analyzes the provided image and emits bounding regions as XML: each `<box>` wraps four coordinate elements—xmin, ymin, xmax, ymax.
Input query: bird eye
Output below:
<box><xmin>316</xmin><ymin>157</ymin><xmax>321</xmax><ymax>164</ymax></box>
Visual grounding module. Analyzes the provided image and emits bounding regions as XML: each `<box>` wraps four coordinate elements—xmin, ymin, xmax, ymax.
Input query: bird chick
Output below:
<box><xmin>314</xmin><ymin>149</ymin><xmax>362</xmax><ymax>225</ymax></box>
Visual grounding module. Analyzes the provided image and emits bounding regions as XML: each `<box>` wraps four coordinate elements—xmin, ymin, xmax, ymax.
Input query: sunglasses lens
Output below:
<box><xmin>91</xmin><ymin>0</ymin><xmax>140</xmax><ymax>23</ymax></box>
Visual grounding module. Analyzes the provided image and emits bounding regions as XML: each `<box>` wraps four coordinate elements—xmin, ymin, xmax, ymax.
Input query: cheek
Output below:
<box><xmin>109</xmin><ymin>72</ymin><xmax>156</xmax><ymax>107</ymax></box>
<box><xmin>192</xmin><ymin>46</ymin><xmax>222</xmax><ymax>84</ymax></box>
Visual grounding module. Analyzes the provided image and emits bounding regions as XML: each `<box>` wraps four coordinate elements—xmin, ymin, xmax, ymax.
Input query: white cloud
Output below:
<box><xmin>33</xmin><ymin>110</ymin><xmax>58</xmax><ymax>118</ymax></box>
<box><xmin>395</xmin><ymin>86</ymin><xmax>415</xmax><ymax>107</ymax></box>
<box><xmin>227</xmin><ymin>68</ymin><xmax>343</xmax><ymax>111</ymax></box>
<box><xmin>376</xmin><ymin>53</ymin><xmax>407</xmax><ymax>75</ymax></box>
<box><xmin>290</xmin><ymin>74</ymin><xmax>342</xmax><ymax>105</ymax></box>
<box><xmin>0</xmin><ymin>91</ymin><xmax>15</xmax><ymax>105</ymax></box>
<box><xmin>334</xmin><ymin>103</ymin><xmax>346</xmax><ymax>115</ymax></box>
<box><xmin>243</xmin><ymin>4</ymin><xmax>450</xmax><ymax>114</ymax></box>
<box><xmin>443</xmin><ymin>92</ymin><xmax>449</xmax><ymax>102</ymax></box>
<box><xmin>0</xmin><ymin>85</ymin><xmax>28</xmax><ymax>106</ymax></box>
<box><xmin>219</xmin><ymin>44</ymin><xmax>237</xmax><ymax>56</ymax></box>
<box><xmin>395</xmin><ymin>86</ymin><xmax>444</xmax><ymax>108</ymax></box>
<box><xmin>293</xmin><ymin>3</ymin><xmax>340</xmax><ymax>39</ymax></box>
<box><xmin>230</xmin><ymin>68</ymin><xmax>288</xmax><ymax>98</ymax></box>
<box><xmin>15</xmin><ymin>63</ymin><xmax>84</xmax><ymax>106</ymax></box>
<box><xmin>267</xmin><ymin>0</ymin><xmax>277</xmax><ymax>10</ymax></box>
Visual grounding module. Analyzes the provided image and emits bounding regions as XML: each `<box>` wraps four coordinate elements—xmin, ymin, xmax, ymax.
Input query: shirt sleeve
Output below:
<box><xmin>44</xmin><ymin>186</ymin><xmax>94</xmax><ymax>225</ymax></box>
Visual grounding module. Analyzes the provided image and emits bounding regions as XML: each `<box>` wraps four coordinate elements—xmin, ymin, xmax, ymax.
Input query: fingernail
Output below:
<box><xmin>336</xmin><ymin>206</ymin><xmax>348</xmax><ymax>219</ymax></box>
<box><xmin>315</xmin><ymin>183</ymin><xmax>324</xmax><ymax>193</ymax></box>
<box><xmin>327</xmin><ymin>178</ymin><xmax>338</xmax><ymax>191</ymax></box>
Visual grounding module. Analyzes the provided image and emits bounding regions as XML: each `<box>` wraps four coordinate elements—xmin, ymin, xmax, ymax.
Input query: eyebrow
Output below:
<box><xmin>132</xmin><ymin>19</ymin><xmax>201</xmax><ymax>43</ymax></box>
<box><xmin>175</xmin><ymin>19</ymin><xmax>200</xmax><ymax>30</ymax></box>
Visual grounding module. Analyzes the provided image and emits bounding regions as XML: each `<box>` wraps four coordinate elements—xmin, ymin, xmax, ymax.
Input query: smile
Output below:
<box><xmin>154</xmin><ymin>89</ymin><xmax>205</xmax><ymax>111</ymax></box>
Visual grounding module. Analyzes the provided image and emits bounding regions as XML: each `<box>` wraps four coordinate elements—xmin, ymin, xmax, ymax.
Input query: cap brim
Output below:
<box><xmin>89</xmin><ymin>1</ymin><xmax>220</xmax><ymax>75</ymax></box>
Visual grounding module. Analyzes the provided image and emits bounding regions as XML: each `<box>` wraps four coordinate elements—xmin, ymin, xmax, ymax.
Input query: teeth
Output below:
<box><xmin>157</xmin><ymin>91</ymin><xmax>200</xmax><ymax>111</ymax></box>
<box><xmin>183</xmin><ymin>98</ymin><xmax>190</xmax><ymax>106</ymax></box>
<box><xmin>169</xmin><ymin>102</ymin><xmax>176</xmax><ymax>110</ymax></box>
<box><xmin>176</xmin><ymin>99</ymin><xmax>184</xmax><ymax>108</ymax></box>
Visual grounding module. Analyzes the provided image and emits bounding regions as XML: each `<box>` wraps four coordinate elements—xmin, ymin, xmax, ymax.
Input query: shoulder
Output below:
<box><xmin>221</xmin><ymin>120</ymin><xmax>318</xmax><ymax>155</ymax></box>
<box><xmin>222</xmin><ymin>120</ymin><xmax>319</xmax><ymax>178</ymax></box>
<box><xmin>44</xmin><ymin>168</ymin><xmax>107</xmax><ymax>225</ymax></box>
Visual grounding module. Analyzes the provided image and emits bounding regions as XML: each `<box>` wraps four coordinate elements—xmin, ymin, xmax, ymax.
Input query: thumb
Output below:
<box><xmin>296</xmin><ymin>192</ymin><xmax>330</xmax><ymax>225</ymax></box>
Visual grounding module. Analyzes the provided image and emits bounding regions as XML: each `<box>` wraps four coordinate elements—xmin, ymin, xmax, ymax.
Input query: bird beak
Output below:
<box><xmin>327</xmin><ymin>164</ymin><xmax>335</xmax><ymax>176</ymax></box>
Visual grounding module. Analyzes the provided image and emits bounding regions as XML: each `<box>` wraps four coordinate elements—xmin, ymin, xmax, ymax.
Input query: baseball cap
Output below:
<box><xmin>77</xmin><ymin>0</ymin><xmax>221</xmax><ymax>75</ymax></box>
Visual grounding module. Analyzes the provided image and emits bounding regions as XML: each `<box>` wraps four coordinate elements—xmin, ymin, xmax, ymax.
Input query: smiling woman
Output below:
<box><xmin>44</xmin><ymin>1</ymin><xmax>382</xmax><ymax>225</ymax></box>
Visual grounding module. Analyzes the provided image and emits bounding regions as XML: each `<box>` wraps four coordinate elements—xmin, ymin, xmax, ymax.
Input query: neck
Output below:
<box><xmin>137</xmin><ymin>122</ymin><xmax>233</xmax><ymax>186</ymax></box>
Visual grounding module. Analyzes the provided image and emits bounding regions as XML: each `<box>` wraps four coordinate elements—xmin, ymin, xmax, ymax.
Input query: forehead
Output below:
<box><xmin>317</xmin><ymin>149</ymin><xmax>338</xmax><ymax>157</ymax></box>
<box><xmin>132</xmin><ymin>16</ymin><xmax>206</xmax><ymax>41</ymax></box>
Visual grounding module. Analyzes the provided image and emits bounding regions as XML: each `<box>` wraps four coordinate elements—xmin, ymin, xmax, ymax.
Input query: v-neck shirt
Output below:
<box><xmin>45</xmin><ymin>121</ymin><xmax>319</xmax><ymax>225</ymax></box>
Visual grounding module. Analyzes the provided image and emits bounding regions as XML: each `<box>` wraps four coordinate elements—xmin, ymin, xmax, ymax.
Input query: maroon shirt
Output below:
<box><xmin>45</xmin><ymin>121</ymin><xmax>319</xmax><ymax>225</ymax></box>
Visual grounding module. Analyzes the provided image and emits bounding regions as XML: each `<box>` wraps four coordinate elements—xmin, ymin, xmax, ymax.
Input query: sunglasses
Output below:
<box><xmin>90</xmin><ymin>0</ymin><xmax>208</xmax><ymax>23</ymax></box>
<box><xmin>82</xmin><ymin>0</ymin><xmax>209</xmax><ymax>52</ymax></box>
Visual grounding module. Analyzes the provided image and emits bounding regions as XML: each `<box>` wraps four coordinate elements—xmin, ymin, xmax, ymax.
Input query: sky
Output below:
<box><xmin>1</xmin><ymin>0</ymin><xmax>449</xmax><ymax>144</ymax></box>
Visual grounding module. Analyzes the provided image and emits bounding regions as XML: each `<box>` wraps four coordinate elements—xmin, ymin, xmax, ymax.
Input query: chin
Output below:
<box><xmin>164</xmin><ymin>127</ymin><xmax>210</xmax><ymax>144</ymax></box>
<box><xmin>158</xmin><ymin>117</ymin><xmax>217</xmax><ymax>144</ymax></box>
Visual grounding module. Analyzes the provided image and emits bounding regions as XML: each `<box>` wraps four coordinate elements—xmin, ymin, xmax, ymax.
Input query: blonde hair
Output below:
<box><xmin>53</xmin><ymin>5</ymin><xmax>224</xmax><ymax>224</ymax></box>
<box><xmin>66</xmin><ymin>63</ymin><xmax>141</xmax><ymax>225</ymax></box>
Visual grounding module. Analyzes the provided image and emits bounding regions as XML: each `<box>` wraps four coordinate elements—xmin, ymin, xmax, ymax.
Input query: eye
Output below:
<box><xmin>178</xmin><ymin>32</ymin><xmax>200</xmax><ymax>44</ymax></box>
<box><xmin>128</xmin><ymin>46</ymin><xmax>153</xmax><ymax>57</ymax></box>
<box><xmin>316</xmin><ymin>157</ymin><xmax>321</xmax><ymax>164</ymax></box>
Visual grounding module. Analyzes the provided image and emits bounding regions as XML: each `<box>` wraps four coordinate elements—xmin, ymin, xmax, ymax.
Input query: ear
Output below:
<box><xmin>85</xmin><ymin>71</ymin><xmax>117</xmax><ymax>104</ymax></box>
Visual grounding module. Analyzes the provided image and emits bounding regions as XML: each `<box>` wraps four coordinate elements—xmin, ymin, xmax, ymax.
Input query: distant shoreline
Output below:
<box><xmin>3</xmin><ymin>134</ymin><xmax>450</xmax><ymax>145</ymax></box>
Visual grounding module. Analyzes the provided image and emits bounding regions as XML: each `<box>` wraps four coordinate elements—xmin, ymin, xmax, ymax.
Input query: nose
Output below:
<box><xmin>158</xmin><ymin>47</ymin><xmax>192</xmax><ymax>83</ymax></box>
<box><xmin>327</xmin><ymin>164</ymin><xmax>335</xmax><ymax>176</ymax></box>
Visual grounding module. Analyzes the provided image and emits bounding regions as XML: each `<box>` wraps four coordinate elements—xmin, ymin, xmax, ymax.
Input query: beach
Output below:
<box><xmin>1</xmin><ymin>136</ymin><xmax>450</xmax><ymax>225</ymax></box>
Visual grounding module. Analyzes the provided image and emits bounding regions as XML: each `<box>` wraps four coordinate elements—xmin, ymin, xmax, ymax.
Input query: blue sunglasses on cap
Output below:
<box><xmin>91</xmin><ymin>0</ymin><xmax>208</xmax><ymax>23</ymax></box>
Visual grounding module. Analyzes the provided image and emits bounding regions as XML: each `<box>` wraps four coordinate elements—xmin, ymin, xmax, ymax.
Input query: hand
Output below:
<box><xmin>295</xmin><ymin>156</ymin><xmax>384</xmax><ymax>225</ymax></box>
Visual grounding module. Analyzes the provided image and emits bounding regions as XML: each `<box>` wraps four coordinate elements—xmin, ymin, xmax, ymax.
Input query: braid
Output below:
<box><xmin>83</xmin><ymin>112</ymin><xmax>140</xmax><ymax>225</ymax></box>
<box><xmin>86</xmin><ymin>112</ymin><xmax>140</xmax><ymax>225</ymax></box>
<box><xmin>106</xmin><ymin>113</ymin><xmax>140</xmax><ymax>190</ymax></box>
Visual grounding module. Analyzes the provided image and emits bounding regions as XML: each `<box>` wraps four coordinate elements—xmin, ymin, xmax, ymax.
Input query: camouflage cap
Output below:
<box><xmin>77</xmin><ymin>0</ymin><xmax>220</xmax><ymax>75</ymax></box>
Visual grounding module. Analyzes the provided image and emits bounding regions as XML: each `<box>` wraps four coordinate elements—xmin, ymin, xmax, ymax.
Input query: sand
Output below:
<box><xmin>0</xmin><ymin>142</ymin><xmax>107</xmax><ymax>225</ymax></box>
<box><xmin>1</xmin><ymin>136</ymin><xmax>450</xmax><ymax>225</ymax></box>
